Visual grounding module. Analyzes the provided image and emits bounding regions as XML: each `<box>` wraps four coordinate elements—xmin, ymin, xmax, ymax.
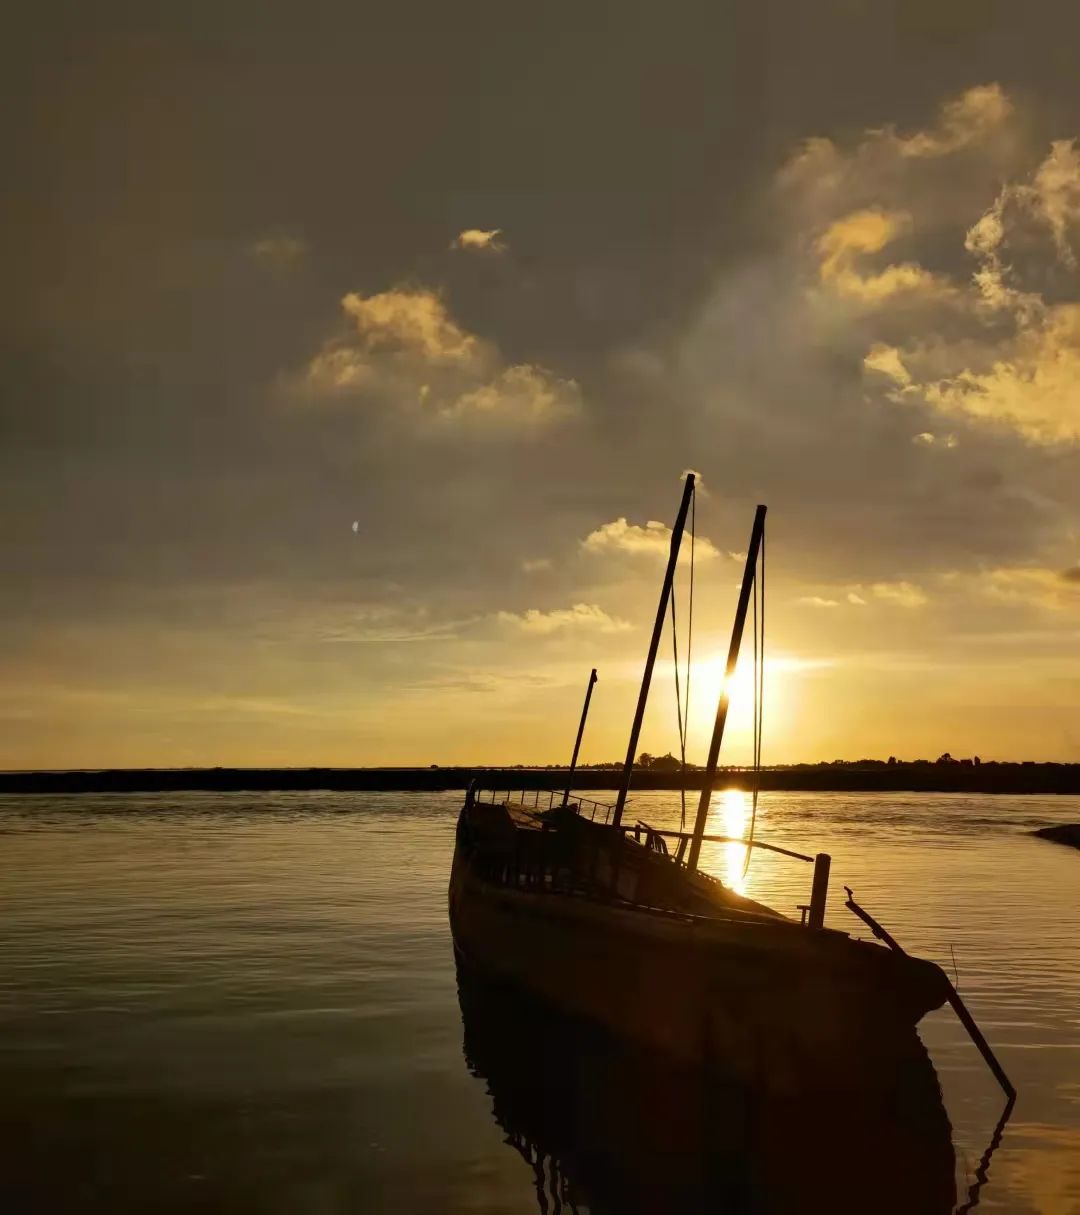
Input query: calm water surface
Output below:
<box><xmin>1</xmin><ymin>790</ymin><xmax>1078</xmax><ymax>1213</ymax></box>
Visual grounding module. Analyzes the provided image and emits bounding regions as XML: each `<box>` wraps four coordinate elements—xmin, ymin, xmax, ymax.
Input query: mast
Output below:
<box><xmin>612</xmin><ymin>473</ymin><xmax>695</xmax><ymax>828</ymax></box>
<box><xmin>686</xmin><ymin>504</ymin><xmax>766</xmax><ymax>871</ymax></box>
<box><xmin>563</xmin><ymin>668</ymin><xmax>598</xmax><ymax>806</ymax></box>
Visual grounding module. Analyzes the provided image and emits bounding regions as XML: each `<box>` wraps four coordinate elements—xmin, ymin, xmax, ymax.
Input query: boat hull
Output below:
<box><xmin>449</xmin><ymin>810</ymin><xmax>949</xmax><ymax>1096</ymax></box>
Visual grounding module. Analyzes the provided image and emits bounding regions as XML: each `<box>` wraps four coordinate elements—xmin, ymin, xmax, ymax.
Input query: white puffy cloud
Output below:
<box><xmin>581</xmin><ymin>517</ymin><xmax>720</xmax><ymax>561</ymax></box>
<box><xmin>496</xmin><ymin>603</ymin><xmax>631</xmax><ymax>635</ymax></box>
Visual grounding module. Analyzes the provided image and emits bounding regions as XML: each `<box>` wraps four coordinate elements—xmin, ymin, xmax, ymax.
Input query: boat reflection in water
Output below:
<box><xmin>457</xmin><ymin>957</ymin><xmax>956</xmax><ymax>1215</ymax></box>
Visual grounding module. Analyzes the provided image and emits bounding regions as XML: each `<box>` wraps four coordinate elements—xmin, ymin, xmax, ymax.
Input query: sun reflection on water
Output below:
<box><xmin>721</xmin><ymin>788</ymin><xmax>749</xmax><ymax>895</ymax></box>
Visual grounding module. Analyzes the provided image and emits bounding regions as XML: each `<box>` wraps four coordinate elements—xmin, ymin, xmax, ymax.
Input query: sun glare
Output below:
<box><xmin>686</xmin><ymin>653</ymin><xmax>773</xmax><ymax>759</ymax></box>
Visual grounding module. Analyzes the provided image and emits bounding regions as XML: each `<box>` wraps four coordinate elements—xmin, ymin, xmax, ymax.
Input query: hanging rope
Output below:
<box><xmin>743</xmin><ymin>524</ymin><xmax>765</xmax><ymax>877</ymax></box>
<box><xmin>669</xmin><ymin>483</ymin><xmax>695</xmax><ymax>834</ymax></box>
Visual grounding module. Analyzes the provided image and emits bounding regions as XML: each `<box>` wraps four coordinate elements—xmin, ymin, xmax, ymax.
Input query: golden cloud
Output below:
<box><xmin>815</xmin><ymin>209</ymin><xmax>947</xmax><ymax>302</ymax></box>
<box><xmin>341</xmin><ymin>288</ymin><xmax>483</xmax><ymax>367</ymax></box>
<box><xmin>893</xmin><ymin>84</ymin><xmax>1012</xmax><ymax>159</ymax></box>
<box><xmin>451</xmin><ymin>228</ymin><xmax>505</xmax><ymax>252</ymax></box>
<box><xmin>581</xmin><ymin>517</ymin><xmax>721</xmax><ymax>561</ymax></box>
<box><xmin>869</xmin><ymin>581</ymin><xmax>928</xmax><ymax>608</ymax></box>
<box><xmin>496</xmin><ymin>603</ymin><xmax>632</xmax><ymax>635</ymax></box>
<box><xmin>917</xmin><ymin>305</ymin><xmax>1080</xmax><ymax>444</ymax></box>
<box><xmin>785</xmin><ymin>84</ymin><xmax>1080</xmax><ymax>447</ymax></box>
<box><xmin>302</xmin><ymin>286</ymin><xmax>579</xmax><ymax>434</ymax></box>
<box><xmin>963</xmin><ymin>565</ymin><xmax>1080</xmax><ymax>609</ymax></box>
<box><xmin>441</xmin><ymin>363</ymin><xmax>580</xmax><ymax>428</ymax></box>
<box><xmin>863</xmin><ymin>343</ymin><xmax>912</xmax><ymax>386</ymax></box>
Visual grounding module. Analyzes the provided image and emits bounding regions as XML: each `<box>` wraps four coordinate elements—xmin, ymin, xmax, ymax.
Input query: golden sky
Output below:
<box><xmin>3</xmin><ymin>5</ymin><xmax>1080</xmax><ymax>768</ymax></box>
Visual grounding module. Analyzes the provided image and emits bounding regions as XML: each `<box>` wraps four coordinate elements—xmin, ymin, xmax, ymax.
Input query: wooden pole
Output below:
<box><xmin>686</xmin><ymin>504</ymin><xmax>767</xmax><ymax>871</ymax></box>
<box><xmin>843</xmin><ymin>888</ymin><xmax>1016</xmax><ymax>1101</ymax></box>
<box><xmin>563</xmin><ymin>669</ymin><xmax>598</xmax><ymax>806</ymax></box>
<box><xmin>807</xmin><ymin>852</ymin><xmax>831</xmax><ymax>928</ymax></box>
<box><xmin>612</xmin><ymin>474</ymin><xmax>695</xmax><ymax>828</ymax></box>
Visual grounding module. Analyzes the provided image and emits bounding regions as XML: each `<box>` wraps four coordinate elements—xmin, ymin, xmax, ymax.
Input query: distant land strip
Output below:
<box><xmin>2</xmin><ymin>764</ymin><xmax>1079</xmax><ymax>795</ymax></box>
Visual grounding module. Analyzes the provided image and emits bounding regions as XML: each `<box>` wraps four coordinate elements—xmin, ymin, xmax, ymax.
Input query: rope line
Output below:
<box><xmin>669</xmin><ymin>483</ymin><xmax>695</xmax><ymax>834</ymax></box>
<box><xmin>743</xmin><ymin>524</ymin><xmax>765</xmax><ymax>877</ymax></box>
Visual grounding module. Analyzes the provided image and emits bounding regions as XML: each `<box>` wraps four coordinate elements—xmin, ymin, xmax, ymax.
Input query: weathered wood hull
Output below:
<box><xmin>449</xmin><ymin>802</ymin><xmax>950</xmax><ymax>1096</ymax></box>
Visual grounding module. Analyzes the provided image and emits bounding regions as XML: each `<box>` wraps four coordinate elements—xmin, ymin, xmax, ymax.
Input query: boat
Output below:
<box><xmin>448</xmin><ymin>474</ymin><xmax>1008</xmax><ymax>1101</ymax></box>
<box><xmin>456</xmin><ymin>956</ymin><xmax>957</xmax><ymax>1213</ymax></box>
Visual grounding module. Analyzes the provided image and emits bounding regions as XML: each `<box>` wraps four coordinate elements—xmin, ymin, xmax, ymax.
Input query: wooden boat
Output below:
<box><xmin>449</xmin><ymin>476</ymin><xmax>956</xmax><ymax>1096</ymax></box>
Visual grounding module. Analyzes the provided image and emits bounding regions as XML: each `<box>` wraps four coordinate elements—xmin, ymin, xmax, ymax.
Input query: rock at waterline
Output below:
<box><xmin>1031</xmin><ymin>824</ymin><xmax>1080</xmax><ymax>850</ymax></box>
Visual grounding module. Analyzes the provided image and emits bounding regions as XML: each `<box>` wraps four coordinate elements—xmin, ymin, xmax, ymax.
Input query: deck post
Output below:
<box><xmin>686</xmin><ymin>505</ymin><xmax>767</xmax><ymax>870</ymax></box>
<box><xmin>613</xmin><ymin>474</ymin><xmax>695</xmax><ymax>828</ymax></box>
<box><xmin>563</xmin><ymin>669</ymin><xmax>598</xmax><ymax>806</ymax></box>
<box><xmin>807</xmin><ymin>852</ymin><xmax>831</xmax><ymax>929</ymax></box>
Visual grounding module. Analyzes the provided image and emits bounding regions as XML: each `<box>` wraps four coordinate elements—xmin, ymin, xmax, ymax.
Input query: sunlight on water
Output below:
<box><xmin>721</xmin><ymin>787</ymin><xmax>749</xmax><ymax>895</ymax></box>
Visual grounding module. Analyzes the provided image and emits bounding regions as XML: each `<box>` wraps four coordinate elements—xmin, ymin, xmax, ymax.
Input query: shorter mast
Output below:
<box><xmin>613</xmin><ymin>473</ymin><xmax>695</xmax><ymax>828</ymax></box>
<box><xmin>686</xmin><ymin>505</ymin><xmax>766</xmax><ymax>871</ymax></box>
<box><xmin>563</xmin><ymin>669</ymin><xmax>598</xmax><ymax>806</ymax></box>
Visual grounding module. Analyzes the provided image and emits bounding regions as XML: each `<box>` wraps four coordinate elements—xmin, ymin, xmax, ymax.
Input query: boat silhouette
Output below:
<box><xmin>450</xmin><ymin>479</ymin><xmax>955</xmax><ymax>1095</ymax></box>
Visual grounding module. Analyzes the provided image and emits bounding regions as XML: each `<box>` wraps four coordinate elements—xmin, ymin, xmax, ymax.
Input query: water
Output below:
<box><xmin>0</xmin><ymin>790</ymin><xmax>1077</xmax><ymax>1213</ymax></box>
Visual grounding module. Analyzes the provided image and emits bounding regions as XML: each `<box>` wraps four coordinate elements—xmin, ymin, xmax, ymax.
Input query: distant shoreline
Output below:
<box><xmin>2</xmin><ymin>764</ymin><xmax>1079</xmax><ymax>795</ymax></box>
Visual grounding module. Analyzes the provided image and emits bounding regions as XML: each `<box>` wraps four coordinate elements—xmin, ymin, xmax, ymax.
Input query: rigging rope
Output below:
<box><xmin>743</xmin><ymin>524</ymin><xmax>765</xmax><ymax>876</ymax></box>
<box><xmin>669</xmin><ymin>483</ymin><xmax>695</xmax><ymax>834</ymax></box>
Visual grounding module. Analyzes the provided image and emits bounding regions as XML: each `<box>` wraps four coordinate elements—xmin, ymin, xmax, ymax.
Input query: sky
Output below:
<box><xmin>3</xmin><ymin>1</ymin><xmax>1080</xmax><ymax>769</ymax></box>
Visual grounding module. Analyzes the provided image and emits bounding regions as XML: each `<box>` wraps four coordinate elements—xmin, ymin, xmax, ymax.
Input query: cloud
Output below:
<box><xmin>956</xmin><ymin>565</ymin><xmax>1080</xmax><ymax>610</ymax></box>
<box><xmin>302</xmin><ymin>286</ymin><xmax>579</xmax><ymax>434</ymax></box>
<box><xmin>863</xmin><ymin>343</ymin><xmax>912</xmax><ymax>386</ymax></box>
<box><xmin>893</xmin><ymin>84</ymin><xmax>1013</xmax><ymax>160</ymax></box>
<box><xmin>781</xmin><ymin>84</ymin><xmax>1080</xmax><ymax>448</ymax></box>
<box><xmin>816</xmin><ymin>209</ymin><xmax>947</xmax><ymax>302</ymax></box>
<box><xmin>451</xmin><ymin>228</ymin><xmax>505</xmax><ymax>253</ymax></box>
<box><xmin>913</xmin><ymin>304</ymin><xmax>1080</xmax><ymax>444</ymax></box>
<box><xmin>341</xmin><ymin>287</ymin><xmax>483</xmax><ymax>367</ymax></box>
<box><xmin>911</xmin><ymin>431</ymin><xmax>957</xmax><ymax>448</ymax></box>
<box><xmin>521</xmin><ymin>557</ymin><xmax>553</xmax><ymax>573</ymax></box>
<box><xmin>798</xmin><ymin>596</ymin><xmax>839</xmax><ymax>608</ymax></box>
<box><xmin>869</xmin><ymin>581</ymin><xmax>928</xmax><ymax>607</ymax></box>
<box><xmin>250</xmin><ymin>234</ymin><xmax>308</xmax><ymax>269</ymax></box>
<box><xmin>496</xmin><ymin>603</ymin><xmax>631</xmax><ymax>635</ymax></box>
<box><xmin>441</xmin><ymin>363</ymin><xmax>580</xmax><ymax>429</ymax></box>
<box><xmin>581</xmin><ymin>517</ymin><xmax>720</xmax><ymax>561</ymax></box>
<box><xmin>778</xmin><ymin>84</ymin><xmax>1014</xmax><ymax>224</ymax></box>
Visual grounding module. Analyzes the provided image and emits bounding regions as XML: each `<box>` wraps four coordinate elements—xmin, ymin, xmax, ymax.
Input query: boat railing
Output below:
<box><xmin>465</xmin><ymin>782</ymin><xmax>832</xmax><ymax>929</ymax></box>
<box><xmin>470</xmin><ymin>785</ymin><xmax>617</xmax><ymax>821</ymax></box>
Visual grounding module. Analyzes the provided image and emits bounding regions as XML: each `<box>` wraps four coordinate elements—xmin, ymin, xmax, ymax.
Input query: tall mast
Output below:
<box><xmin>686</xmin><ymin>504</ymin><xmax>766</xmax><ymax>871</ymax></box>
<box><xmin>563</xmin><ymin>668</ymin><xmax>598</xmax><ymax>806</ymax></box>
<box><xmin>612</xmin><ymin>473</ymin><xmax>695</xmax><ymax>828</ymax></box>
